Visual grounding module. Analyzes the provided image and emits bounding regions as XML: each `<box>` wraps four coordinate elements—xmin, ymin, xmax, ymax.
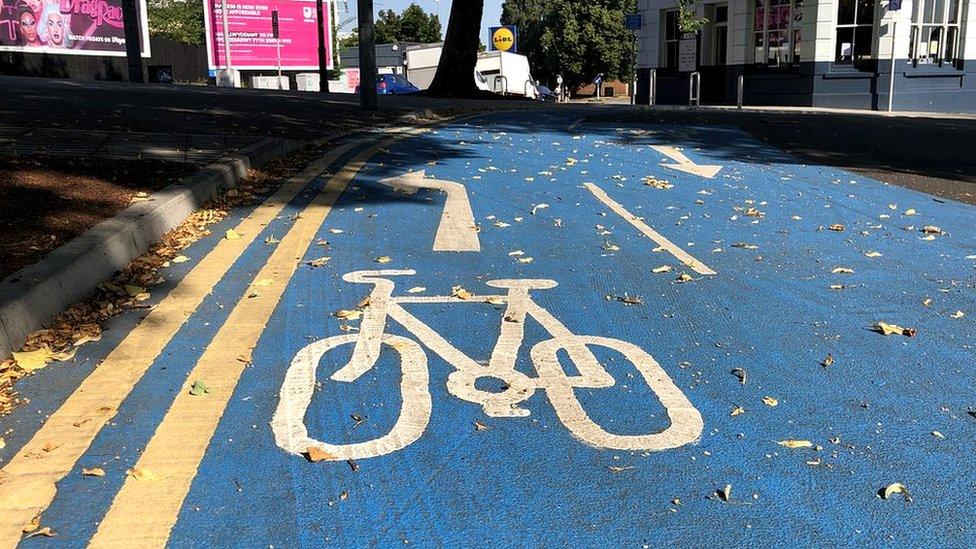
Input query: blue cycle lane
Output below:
<box><xmin>5</xmin><ymin>110</ymin><xmax>976</xmax><ymax>547</ymax></box>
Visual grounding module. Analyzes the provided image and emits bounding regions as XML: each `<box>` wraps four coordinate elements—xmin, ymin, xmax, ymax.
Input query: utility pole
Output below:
<box><xmin>121</xmin><ymin>0</ymin><xmax>143</xmax><ymax>82</ymax></box>
<box><xmin>357</xmin><ymin>0</ymin><xmax>377</xmax><ymax>110</ymax></box>
<box><xmin>317</xmin><ymin>0</ymin><xmax>331</xmax><ymax>93</ymax></box>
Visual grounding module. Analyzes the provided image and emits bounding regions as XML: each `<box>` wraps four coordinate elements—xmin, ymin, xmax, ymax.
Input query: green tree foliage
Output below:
<box><xmin>374</xmin><ymin>3</ymin><xmax>442</xmax><ymax>44</ymax></box>
<box><xmin>338</xmin><ymin>33</ymin><xmax>360</xmax><ymax>49</ymax></box>
<box><xmin>500</xmin><ymin>0</ymin><xmax>637</xmax><ymax>90</ymax></box>
<box><xmin>147</xmin><ymin>0</ymin><xmax>205</xmax><ymax>45</ymax></box>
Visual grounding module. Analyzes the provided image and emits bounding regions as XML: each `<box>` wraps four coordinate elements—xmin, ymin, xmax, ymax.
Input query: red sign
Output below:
<box><xmin>204</xmin><ymin>0</ymin><xmax>331</xmax><ymax>70</ymax></box>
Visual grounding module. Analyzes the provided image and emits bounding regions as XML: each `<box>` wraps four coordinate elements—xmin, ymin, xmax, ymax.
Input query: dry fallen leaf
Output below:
<box><xmin>874</xmin><ymin>322</ymin><xmax>917</xmax><ymax>337</ymax></box>
<box><xmin>731</xmin><ymin>368</ymin><xmax>747</xmax><ymax>385</ymax></box>
<box><xmin>643</xmin><ymin>176</ymin><xmax>673</xmax><ymax>189</ymax></box>
<box><xmin>334</xmin><ymin>309</ymin><xmax>363</xmax><ymax>321</ymax></box>
<box><xmin>829</xmin><ymin>284</ymin><xmax>846</xmax><ymax>290</ymax></box>
<box><xmin>676</xmin><ymin>273</ymin><xmax>694</xmax><ymax>283</ymax></box>
<box><xmin>127</xmin><ymin>467</ymin><xmax>161</xmax><ymax>481</ymax></box>
<box><xmin>531</xmin><ymin>203</ymin><xmax>549</xmax><ymax>215</ymax></box>
<box><xmin>828</xmin><ymin>224</ymin><xmax>845</xmax><ymax>232</ymax></box>
<box><xmin>452</xmin><ymin>286</ymin><xmax>473</xmax><ymax>300</ymax></box>
<box><xmin>12</xmin><ymin>349</ymin><xmax>53</xmax><ymax>373</ymax></box>
<box><xmin>225</xmin><ymin>229</ymin><xmax>241</xmax><ymax>240</ymax></box>
<box><xmin>921</xmin><ymin>225</ymin><xmax>943</xmax><ymax>235</ymax></box>
<box><xmin>23</xmin><ymin>527</ymin><xmax>54</xmax><ymax>539</ymax></box>
<box><xmin>375</xmin><ymin>256</ymin><xmax>392</xmax><ymax>264</ymax></box>
<box><xmin>82</xmin><ymin>467</ymin><xmax>106</xmax><ymax>477</ymax></box>
<box><xmin>762</xmin><ymin>396</ymin><xmax>779</xmax><ymax>407</ymax></box>
<box><xmin>307</xmin><ymin>446</ymin><xmax>337</xmax><ymax>462</ymax></box>
<box><xmin>822</xmin><ymin>354</ymin><xmax>835</xmax><ymax>368</ymax></box>
<box><xmin>730</xmin><ymin>406</ymin><xmax>745</xmax><ymax>417</ymax></box>
<box><xmin>22</xmin><ymin>515</ymin><xmax>40</xmax><ymax>533</ymax></box>
<box><xmin>171</xmin><ymin>255</ymin><xmax>190</xmax><ymax>264</ymax></box>
<box><xmin>609</xmin><ymin>466</ymin><xmax>635</xmax><ymax>473</ymax></box>
<box><xmin>652</xmin><ymin>265</ymin><xmax>673</xmax><ymax>274</ymax></box>
<box><xmin>832</xmin><ymin>267</ymin><xmax>855</xmax><ymax>274</ymax></box>
<box><xmin>881</xmin><ymin>483</ymin><xmax>912</xmax><ymax>502</ymax></box>
<box><xmin>864</xmin><ymin>251</ymin><xmax>883</xmax><ymax>258</ymax></box>
<box><xmin>777</xmin><ymin>439</ymin><xmax>814</xmax><ymax>449</ymax></box>
<box><xmin>307</xmin><ymin>257</ymin><xmax>331</xmax><ymax>268</ymax></box>
<box><xmin>407</xmin><ymin>287</ymin><xmax>426</xmax><ymax>294</ymax></box>
<box><xmin>716</xmin><ymin>484</ymin><xmax>732</xmax><ymax>502</ymax></box>
<box><xmin>950</xmin><ymin>311</ymin><xmax>965</xmax><ymax>319</ymax></box>
<box><xmin>474</xmin><ymin>420</ymin><xmax>490</xmax><ymax>431</ymax></box>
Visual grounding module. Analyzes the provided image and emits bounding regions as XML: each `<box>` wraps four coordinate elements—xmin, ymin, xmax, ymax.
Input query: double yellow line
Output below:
<box><xmin>0</xmin><ymin>126</ymin><xmax>427</xmax><ymax>548</ymax></box>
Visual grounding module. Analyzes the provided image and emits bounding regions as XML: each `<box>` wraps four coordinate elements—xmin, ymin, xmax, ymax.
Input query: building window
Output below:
<box><xmin>835</xmin><ymin>0</ymin><xmax>875</xmax><ymax>66</ymax></box>
<box><xmin>909</xmin><ymin>0</ymin><xmax>964</xmax><ymax>65</ymax></box>
<box><xmin>663</xmin><ymin>10</ymin><xmax>680</xmax><ymax>69</ymax></box>
<box><xmin>753</xmin><ymin>0</ymin><xmax>802</xmax><ymax>66</ymax></box>
<box><xmin>713</xmin><ymin>5</ymin><xmax>729</xmax><ymax>65</ymax></box>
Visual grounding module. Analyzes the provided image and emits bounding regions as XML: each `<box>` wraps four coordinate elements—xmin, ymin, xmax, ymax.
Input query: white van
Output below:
<box><xmin>475</xmin><ymin>51</ymin><xmax>538</xmax><ymax>99</ymax></box>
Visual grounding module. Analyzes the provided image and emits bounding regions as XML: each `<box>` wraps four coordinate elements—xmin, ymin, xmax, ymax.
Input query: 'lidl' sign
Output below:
<box><xmin>490</xmin><ymin>26</ymin><xmax>518</xmax><ymax>52</ymax></box>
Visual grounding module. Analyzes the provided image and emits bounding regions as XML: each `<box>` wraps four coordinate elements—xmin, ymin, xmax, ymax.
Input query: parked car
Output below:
<box><xmin>536</xmin><ymin>84</ymin><xmax>557</xmax><ymax>102</ymax></box>
<box><xmin>376</xmin><ymin>74</ymin><xmax>420</xmax><ymax>95</ymax></box>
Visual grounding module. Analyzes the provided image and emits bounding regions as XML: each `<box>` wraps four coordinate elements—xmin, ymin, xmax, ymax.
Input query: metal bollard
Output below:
<box><xmin>737</xmin><ymin>74</ymin><xmax>744</xmax><ymax>109</ymax></box>
<box><xmin>649</xmin><ymin>68</ymin><xmax>656</xmax><ymax>106</ymax></box>
<box><xmin>689</xmin><ymin>71</ymin><xmax>701</xmax><ymax>107</ymax></box>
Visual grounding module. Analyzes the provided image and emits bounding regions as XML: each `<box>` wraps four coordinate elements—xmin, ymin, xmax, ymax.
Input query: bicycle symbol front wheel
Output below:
<box><xmin>271</xmin><ymin>333</ymin><xmax>431</xmax><ymax>461</ymax></box>
<box><xmin>530</xmin><ymin>335</ymin><xmax>704</xmax><ymax>451</ymax></box>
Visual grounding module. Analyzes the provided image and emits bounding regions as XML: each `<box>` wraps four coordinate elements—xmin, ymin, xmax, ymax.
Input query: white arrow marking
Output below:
<box><xmin>651</xmin><ymin>145</ymin><xmax>723</xmax><ymax>179</ymax></box>
<box><xmin>379</xmin><ymin>170</ymin><xmax>481</xmax><ymax>252</ymax></box>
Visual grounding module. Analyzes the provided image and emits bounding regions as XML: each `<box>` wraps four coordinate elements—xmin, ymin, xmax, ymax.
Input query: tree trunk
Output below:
<box><xmin>427</xmin><ymin>0</ymin><xmax>484</xmax><ymax>97</ymax></box>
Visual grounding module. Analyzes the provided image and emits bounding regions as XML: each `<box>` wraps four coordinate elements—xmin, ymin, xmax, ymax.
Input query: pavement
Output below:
<box><xmin>2</xmin><ymin>107</ymin><xmax>976</xmax><ymax>546</ymax></box>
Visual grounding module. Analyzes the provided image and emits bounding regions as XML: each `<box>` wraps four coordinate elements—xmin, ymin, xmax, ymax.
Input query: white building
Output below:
<box><xmin>635</xmin><ymin>0</ymin><xmax>976</xmax><ymax>111</ymax></box>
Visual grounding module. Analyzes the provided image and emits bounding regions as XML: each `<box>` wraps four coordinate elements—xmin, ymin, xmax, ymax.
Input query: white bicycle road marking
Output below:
<box><xmin>378</xmin><ymin>170</ymin><xmax>481</xmax><ymax>252</ymax></box>
<box><xmin>583</xmin><ymin>183</ymin><xmax>717</xmax><ymax>276</ymax></box>
<box><xmin>271</xmin><ymin>270</ymin><xmax>704</xmax><ymax>461</ymax></box>
<box><xmin>651</xmin><ymin>145</ymin><xmax>723</xmax><ymax>179</ymax></box>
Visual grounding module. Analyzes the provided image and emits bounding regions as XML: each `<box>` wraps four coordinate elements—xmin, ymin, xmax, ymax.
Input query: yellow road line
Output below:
<box><xmin>0</xmin><ymin>140</ymin><xmax>363</xmax><ymax>548</ymax></box>
<box><xmin>583</xmin><ymin>182</ymin><xmax>717</xmax><ymax>276</ymax></box>
<box><xmin>89</xmin><ymin>130</ymin><xmax>426</xmax><ymax>548</ymax></box>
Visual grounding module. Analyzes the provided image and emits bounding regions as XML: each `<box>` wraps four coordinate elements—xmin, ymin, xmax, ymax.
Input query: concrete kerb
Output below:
<box><xmin>0</xmin><ymin>137</ymin><xmax>301</xmax><ymax>360</ymax></box>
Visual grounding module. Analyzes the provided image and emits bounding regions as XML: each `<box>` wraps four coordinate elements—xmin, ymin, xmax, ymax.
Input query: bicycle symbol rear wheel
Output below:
<box><xmin>271</xmin><ymin>333</ymin><xmax>431</xmax><ymax>460</ymax></box>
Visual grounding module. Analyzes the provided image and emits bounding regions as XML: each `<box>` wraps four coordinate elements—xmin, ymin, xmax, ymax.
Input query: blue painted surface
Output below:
<box><xmin>6</xmin><ymin>111</ymin><xmax>976</xmax><ymax>546</ymax></box>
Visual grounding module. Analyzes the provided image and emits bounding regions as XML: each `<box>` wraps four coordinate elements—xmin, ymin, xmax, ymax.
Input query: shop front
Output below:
<box><xmin>635</xmin><ymin>0</ymin><xmax>976</xmax><ymax>111</ymax></box>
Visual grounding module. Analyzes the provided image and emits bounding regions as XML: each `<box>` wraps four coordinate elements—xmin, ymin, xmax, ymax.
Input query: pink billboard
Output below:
<box><xmin>204</xmin><ymin>0</ymin><xmax>331</xmax><ymax>71</ymax></box>
<box><xmin>0</xmin><ymin>0</ymin><xmax>150</xmax><ymax>57</ymax></box>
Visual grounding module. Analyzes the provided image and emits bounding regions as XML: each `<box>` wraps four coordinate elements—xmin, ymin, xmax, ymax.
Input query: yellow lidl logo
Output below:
<box><xmin>491</xmin><ymin>27</ymin><xmax>516</xmax><ymax>52</ymax></box>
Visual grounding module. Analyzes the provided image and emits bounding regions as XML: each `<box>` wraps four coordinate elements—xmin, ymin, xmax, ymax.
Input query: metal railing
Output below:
<box><xmin>688</xmin><ymin>71</ymin><xmax>701</xmax><ymax>107</ymax></box>
<box><xmin>492</xmin><ymin>75</ymin><xmax>508</xmax><ymax>95</ymax></box>
<box><xmin>737</xmin><ymin>74</ymin><xmax>744</xmax><ymax>109</ymax></box>
<box><xmin>649</xmin><ymin>68</ymin><xmax>656</xmax><ymax>106</ymax></box>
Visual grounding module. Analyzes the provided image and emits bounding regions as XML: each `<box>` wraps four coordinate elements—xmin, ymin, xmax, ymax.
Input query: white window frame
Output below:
<box><xmin>909</xmin><ymin>0</ymin><xmax>964</xmax><ymax>65</ymax></box>
<box><xmin>834</xmin><ymin>0</ymin><xmax>876</xmax><ymax>65</ymax></box>
<box><xmin>753</xmin><ymin>0</ymin><xmax>803</xmax><ymax>66</ymax></box>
